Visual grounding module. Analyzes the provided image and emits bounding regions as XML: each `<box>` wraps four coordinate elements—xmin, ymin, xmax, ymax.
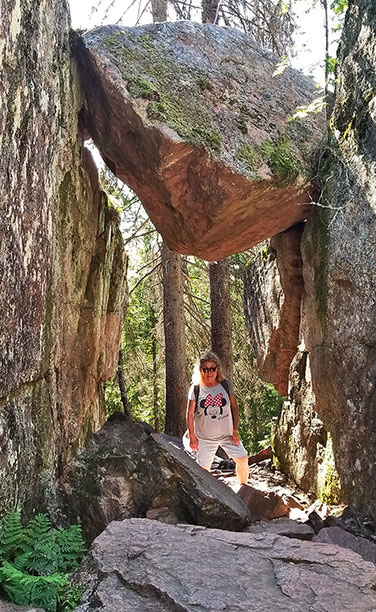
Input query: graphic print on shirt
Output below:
<box><xmin>200</xmin><ymin>393</ymin><xmax>226</xmax><ymax>419</ymax></box>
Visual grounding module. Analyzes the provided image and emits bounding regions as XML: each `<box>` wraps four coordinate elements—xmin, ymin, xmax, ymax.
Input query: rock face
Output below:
<box><xmin>0</xmin><ymin>0</ymin><xmax>127</xmax><ymax>513</ymax></box>
<box><xmin>74</xmin><ymin>518</ymin><xmax>376</xmax><ymax>611</ymax></box>
<box><xmin>74</xmin><ymin>22</ymin><xmax>325</xmax><ymax>261</ymax></box>
<box><xmin>243</xmin><ymin>224</ymin><xmax>304</xmax><ymax>395</ymax></box>
<box><xmin>297</xmin><ymin>0</ymin><xmax>376</xmax><ymax>518</ymax></box>
<box><xmin>246</xmin><ymin>1</ymin><xmax>376</xmax><ymax>517</ymax></box>
<box><xmin>273</xmin><ymin>351</ymin><xmax>340</xmax><ymax>499</ymax></box>
<box><xmin>63</xmin><ymin>420</ymin><xmax>250</xmax><ymax>543</ymax></box>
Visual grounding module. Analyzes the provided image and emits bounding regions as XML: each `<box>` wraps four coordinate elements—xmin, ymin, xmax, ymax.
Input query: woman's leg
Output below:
<box><xmin>220</xmin><ymin>438</ymin><xmax>249</xmax><ymax>485</ymax></box>
<box><xmin>197</xmin><ymin>438</ymin><xmax>218</xmax><ymax>471</ymax></box>
<box><xmin>234</xmin><ymin>455</ymin><xmax>248</xmax><ymax>485</ymax></box>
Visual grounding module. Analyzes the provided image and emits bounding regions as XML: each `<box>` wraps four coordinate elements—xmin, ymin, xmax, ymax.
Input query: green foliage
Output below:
<box><xmin>0</xmin><ymin>512</ymin><xmax>85</xmax><ymax>612</ymax></box>
<box><xmin>236</xmin><ymin>379</ymin><xmax>283</xmax><ymax>454</ymax></box>
<box><xmin>330</xmin><ymin>0</ymin><xmax>348</xmax><ymax>16</ymax></box>
<box><xmin>236</xmin><ymin>143</ymin><xmax>261</xmax><ymax>178</ymax></box>
<box><xmin>272</xmin><ymin>55</ymin><xmax>289</xmax><ymax>78</ymax></box>
<box><xmin>290</xmin><ymin>95</ymin><xmax>327</xmax><ymax>121</ymax></box>
<box><xmin>261</xmin><ymin>139</ymin><xmax>300</xmax><ymax>183</ymax></box>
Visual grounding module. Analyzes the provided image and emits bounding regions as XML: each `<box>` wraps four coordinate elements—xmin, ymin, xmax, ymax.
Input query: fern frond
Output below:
<box><xmin>0</xmin><ymin>512</ymin><xmax>29</xmax><ymax>560</ymax></box>
<box><xmin>12</xmin><ymin>551</ymin><xmax>33</xmax><ymax>571</ymax></box>
<box><xmin>55</xmin><ymin>525</ymin><xmax>86</xmax><ymax>572</ymax></box>
<box><xmin>0</xmin><ymin>560</ymin><xmax>67</xmax><ymax>612</ymax></box>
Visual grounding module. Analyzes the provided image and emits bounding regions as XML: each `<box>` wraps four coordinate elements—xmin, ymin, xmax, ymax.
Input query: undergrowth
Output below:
<box><xmin>0</xmin><ymin>512</ymin><xmax>85</xmax><ymax>611</ymax></box>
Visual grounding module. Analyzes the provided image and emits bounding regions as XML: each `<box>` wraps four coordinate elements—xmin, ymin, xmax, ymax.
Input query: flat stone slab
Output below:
<box><xmin>75</xmin><ymin>22</ymin><xmax>325</xmax><ymax>260</ymax></box>
<box><xmin>74</xmin><ymin>518</ymin><xmax>376</xmax><ymax>611</ymax></box>
<box><xmin>243</xmin><ymin>517</ymin><xmax>314</xmax><ymax>540</ymax></box>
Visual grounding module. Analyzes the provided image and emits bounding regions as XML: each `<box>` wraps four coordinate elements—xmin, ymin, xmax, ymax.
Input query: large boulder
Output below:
<box><xmin>74</xmin><ymin>22</ymin><xmax>325</xmax><ymax>261</ymax></box>
<box><xmin>313</xmin><ymin>526</ymin><xmax>376</xmax><ymax>566</ymax></box>
<box><xmin>63</xmin><ymin>420</ymin><xmax>250</xmax><ymax>543</ymax></box>
<box><xmin>245</xmin><ymin>2</ymin><xmax>376</xmax><ymax>517</ymax></box>
<box><xmin>0</xmin><ymin>0</ymin><xmax>127</xmax><ymax>514</ymax></box>
<box><xmin>243</xmin><ymin>224</ymin><xmax>304</xmax><ymax>395</ymax></box>
<box><xmin>74</xmin><ymin>518</ymin><xmax>376</xmax><ymax>611</ymax></box>
<box><xmin>276</xmin><ymin>0</ymin><xmax>376</xmax><ymax>515</ymax></box>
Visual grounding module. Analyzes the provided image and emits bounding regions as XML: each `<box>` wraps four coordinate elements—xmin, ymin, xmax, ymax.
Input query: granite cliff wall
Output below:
<box><xmin>244</xmin><ymin>0</ymin><xmax>376</xmax><ymax>515</ymax></box>
<box><xmin>0</xmin><ymin>0</ymin><xmax>127</xmax><ymax>513</ymax></box>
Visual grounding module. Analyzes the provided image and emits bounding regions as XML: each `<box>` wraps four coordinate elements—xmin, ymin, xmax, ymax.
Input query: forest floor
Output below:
<box><xmin>212</xmin><ymin>459</ymin><xmax>345</xmax><ymax>523</ymax></box>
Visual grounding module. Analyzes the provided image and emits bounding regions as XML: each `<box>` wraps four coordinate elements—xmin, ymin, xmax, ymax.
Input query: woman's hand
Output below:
<box><xmin>189</xmin><ymin>433</ymin><xmax>199</xmax><ymax>452</ymax></box>
<box><xmin>231</xmin><ymin>430</ymin><xmax>240</xmax><ymax>446</ymax></box>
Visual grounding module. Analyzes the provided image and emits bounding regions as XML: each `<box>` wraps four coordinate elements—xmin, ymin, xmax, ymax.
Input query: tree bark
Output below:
<box><xmin>151</xmin><ymin>0</ymin><xmax>167</xmax><ymax>22</ymax></box>
<box><xmin>201</xmin><ymin>0</ymin><xmax>219</xmax><ymax>24</ymax></box>
<box><xmin>118</xmin><ymin>349</ymin><xmax>131</xmax><ymax>418</ymax></box>
<box><xmin>151</xmin><ymin>320</ymin><xmax>160</xmax><ymax>431</ymax></box>
<box><xmin>161</xmin><ymin>242</ymin><xmax>189</xmax><ymax>436</ymax></box>
<box><xmin>209</xmin><ymin>259</ymin><xmax>233</xmax><ymax>379</ymax></box>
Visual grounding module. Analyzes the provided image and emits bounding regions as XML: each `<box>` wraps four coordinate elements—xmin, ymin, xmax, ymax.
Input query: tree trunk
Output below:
<box><xmin>118</xmin><ymin>349</ymin><xmax>131</xmax><ymax>418</ymax></box>
<box><xmin>161</xmin><ymin>242</ymin><xmax>189</xmax><ymax>436</ymax></box>
<box><xmin>151</xmin><ymin>322</ymin><xmax>160</xmax><ymax>431</ymax></box>
<box><xmin>209</xmin><ymin>259</ymin><xmax>233</xmax><ymax>379</ymax></box>
<box><xmin>151</xmin><ymin>0</ymin><xmax>167</xmax><ymax>22</ymax></box>
<box><xmin>202</xmin><ymin>0</ymin><xmax>219</xmax><ymax>24</ymax></box>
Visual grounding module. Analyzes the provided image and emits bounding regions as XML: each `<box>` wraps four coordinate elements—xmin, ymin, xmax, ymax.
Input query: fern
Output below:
<box><xmin>0</xmin><ymin>512</ymin><xmax>29</xmax><ymax>560</ymax></box>
<box><xmin>0</xmin><ymin>512</ymin><xmax>86</xmax><ymax>612</ymax></box>
<box><xmin>55</xmin><ymin>525</ymin><xmax>86</xmax><ymax>572</ymax></box>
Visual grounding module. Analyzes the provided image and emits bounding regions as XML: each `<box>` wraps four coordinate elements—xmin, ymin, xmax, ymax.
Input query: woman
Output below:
<box><xmin>186</xmin><ymin>351</ymin><xmax>248</xmax><ymax>485</ymax></box>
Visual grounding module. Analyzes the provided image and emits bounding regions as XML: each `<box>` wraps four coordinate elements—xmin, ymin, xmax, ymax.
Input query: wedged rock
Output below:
<box><xmin>313</xmin><ymin>526</ymin><xmax>376</xmax><ymax>566</ymax></box>
<box><xmin>74</xmin><ymin>518</ymin><xmax>376</xmax><ymax>611</ymax></box>
<box><xmin>243</xmin><ymin>517</ymin><xmax>314</xmax><ymax>540</ymax></box>
<box><xmin>243</xmin><ymin>223</ymin><xmax>304</xmax><ymax>395</ymax></box>
<box><xmin>63</xmin><ymin>421</ymin><xmax>250</xmax><ymax>543</ymax></box>
<box><xmin>74</xmin><ymin>22</ymin><xmax>325</xmax><ymax>261</ymax></box>
<box><xmin>237</xmin><ymin>484</ymin><xmax>296</xmax><ymax>521</ymax></box>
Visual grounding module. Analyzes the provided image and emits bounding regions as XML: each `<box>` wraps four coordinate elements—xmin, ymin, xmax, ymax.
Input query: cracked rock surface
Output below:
<box><xmin>75</xmin><ymin>518</ymin><xmax>376</xmax><ymax>611</ymax></box>
<box><xmin>75</xmin><ymin>22</ymin><xmax>325</xmax><ymax>260</ymax></box>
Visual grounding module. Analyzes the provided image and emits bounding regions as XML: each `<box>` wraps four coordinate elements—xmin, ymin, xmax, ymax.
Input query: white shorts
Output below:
<box><xmin>197</xmin><ymin>435</ymin><xmax>247</xmax><ymax>468</ymax></box>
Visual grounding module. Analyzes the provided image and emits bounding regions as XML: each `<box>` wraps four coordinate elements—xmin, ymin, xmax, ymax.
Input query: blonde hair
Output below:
<box><xmin>195</xmin><ymin>350</ymin><xmax>225</xmax><ymax>383</ymax></box>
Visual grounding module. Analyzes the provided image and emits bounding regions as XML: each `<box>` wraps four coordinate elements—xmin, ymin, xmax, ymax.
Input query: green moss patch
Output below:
<box><xmin>261</xmin><ymin>139</ymin><xmax>300</xmax><ymax>184</ymax></box>
<box><xmin>102</xmin><ymin>29</ymin><xmax>222</xmax><ymax>154</ymax></box>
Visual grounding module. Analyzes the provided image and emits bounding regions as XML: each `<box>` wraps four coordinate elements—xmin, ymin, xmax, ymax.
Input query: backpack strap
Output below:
<box><xmin>220</xmin><ymin>378</ymin><xmax>234</xmax><ymax>421</ymax></box>
<box><xmin>220</xmin><ymin>378</ymin><xmax>230</xmax><ymax>397</ymax></box>
<box><xmin>194</xmin><ymin>384</ymin><xmax>200</xmax><ymax>412</ymax></box>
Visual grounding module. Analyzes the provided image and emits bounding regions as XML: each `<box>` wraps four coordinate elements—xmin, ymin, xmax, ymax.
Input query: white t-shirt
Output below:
<box><xmin>188</xmin><ymin>379</ymin><xmax>234</xmax><ymax>440</ymax></box>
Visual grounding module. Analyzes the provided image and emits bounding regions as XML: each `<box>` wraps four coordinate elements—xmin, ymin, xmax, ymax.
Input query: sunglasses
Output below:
<box><xmin>202</xmin><ymin>366</ymin><xmax>217</xmax><ymax>373</ymax></box>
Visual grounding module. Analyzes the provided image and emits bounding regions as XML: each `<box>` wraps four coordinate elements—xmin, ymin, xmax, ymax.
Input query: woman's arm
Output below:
<box><xmin>187</xmin><ymin>399</ymin><xmax>199</xmax><ymax>451</ymax></box>
<box><xmin>229</xmin><ymin>394</ymin><xmax>240</xmax><ymax>446</ymax></box>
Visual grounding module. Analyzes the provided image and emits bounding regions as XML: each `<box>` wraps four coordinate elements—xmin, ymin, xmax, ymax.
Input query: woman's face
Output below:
<box><xmin>201</xmin><ymin>361</ymin><xmax>218</xmax><ymax>385</ymax></box>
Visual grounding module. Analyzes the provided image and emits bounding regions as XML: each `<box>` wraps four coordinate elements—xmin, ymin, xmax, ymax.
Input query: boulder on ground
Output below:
<box><xmin>74</xmin><ymin>518</ymin><xmax>376</xmax><ymax>611</ymax></box>
<box><xmin>243</xmin><ymin>517</ymin><xmax>314</xmax><ymax>540</ymax></box>
<box><xmin>237</xmin><ymin>484</ymin><xmax>301</xmax><ymax>521</ymax></box>
<box><xmin>63</xmin><ymin>421</ymin><xmax>250</xmax><ymax>542</ymax></box>
<box><xmin>0</xmin><ymin>603</ymin><xmax>44</xmax><ymax>612</ymax></box>
<box><xmin>75</xmin><ymin>22</ymin><xmax>325</xmax><ymax>261</ymax></box>
<box><xmin>313</xmin><ymin>526</ymin><xmax>376</xmax><ymax>566</ymax></box>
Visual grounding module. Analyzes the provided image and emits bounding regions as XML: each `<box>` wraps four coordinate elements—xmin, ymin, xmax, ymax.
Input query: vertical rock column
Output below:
<box><xmin>0</xmin><ymin>0</ymin><xmax>127</xmax><ymax>513</ymax></box>
<box><xmin>298</xmin><ymin>0</ymin><xmax>376</xmax><ymax>516</ymax></box>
